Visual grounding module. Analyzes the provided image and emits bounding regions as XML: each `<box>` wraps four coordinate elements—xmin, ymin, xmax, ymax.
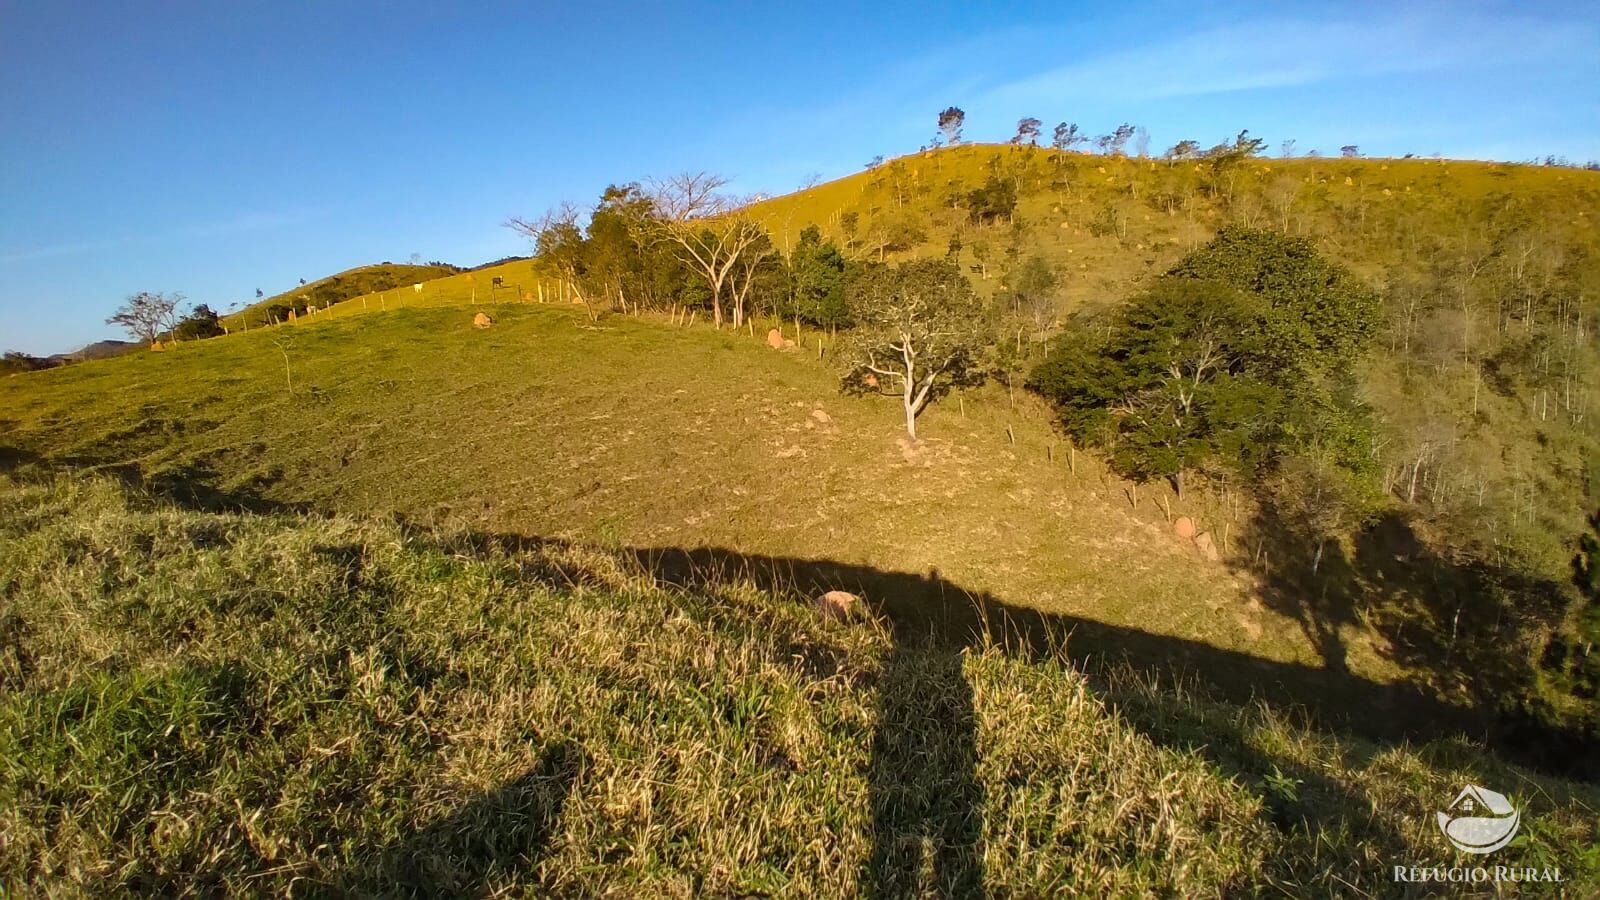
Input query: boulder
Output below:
<box><xmin>472</xmin><ymin>312</ymin><xmax>495</xmax><ymax>329</ymax></box>
<box><xmin>811</xmin><ymin>408</ymin><xmax>832</xmax><ymax>425</ymax></box>
<box><xmin>814</xmin><ymin>590</ymin><xmax>862</xmax><ymax>621</ymax></box>
<box><xmin>1173</xmin><ymin>516</ymin><xmax>1196</xmax><ymax>540</ymax></box>
<box><xmin>766</xmin><ymin>328</ymin><xmax>785</xmax><ymax>349</ymax></box>
<box><xmin>1193</xmin><ymin>531</ymin><xmax>1221</xmax><ymax>562</ymax></box>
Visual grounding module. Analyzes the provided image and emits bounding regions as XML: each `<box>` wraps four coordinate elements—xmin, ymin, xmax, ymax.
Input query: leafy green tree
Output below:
<box><xmin>584</xmin><ymin>183</ymin><xmax>695</xmax><ymax>311</ymax></box>
<box><xmin>1051</xmin><ymin>122</ymin><xmax>1083</xmax><ymax>155</ymax></box>
<box><xmin>1012</xmin><ymin>117</ymin><xmax>1042</xmax><ymax>147</ymax></box>
<box><xmin>786</xmin><ymin>226</ymin><xmax>850</xmax><ymax>327</ymax></box>
<box><xmin>937</xmin><ymin>107</ymin><xmax>965</xmax><ymax>145</ymax></box>
<box><xmin>1005</xmin><ymin>255</ymin><xmax>1058</xmax><ymax>332</ymax></box>
<box><xmin>965</xmin><ymin>175</ymin><xmax>1018</xmax><ymax>225</ymax></box>
<box><xmin>838</xmin><ymin>211</ymin><xmax>860</xmax><ymax>248</ymax></box>
<box><xmin>863</xmin><ymin>211</ymin><xmax>927</xmax><ymax>261</ymax></box>
<box><xmin>1030</xmin><ymin>228</ymin><xmax>1380</xmax><ymax>494</ymax></box>
<box><xmin>172</xmin><ymin>304</ymin><xmax>224</xmax><ymax>341</ymax></box>
<box><xmin>1165</xmin><ymin>140</ymin><xmax>1201</xmax><ymax>160</ymax></box>
<box><xmin>841</xmin><ymin>259</ymin><xmax>991</xmax><ymax>440</ymax></box>
<box><xmin>1165</xmin><ymin>226</ymin><xmax>1380</xmax><ymax>370</ymax></box>
<box><xmin>1108</xmin><ymin>123</ymin><xmax>1136</xmax><ymax>155</ymax></box>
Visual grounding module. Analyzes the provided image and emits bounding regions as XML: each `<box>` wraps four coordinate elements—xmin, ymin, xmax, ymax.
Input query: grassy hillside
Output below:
<box><xmin>0</xmin><ymin>303</ymin><xmax>1285</xmax><ymax>667</ymax></box>
<box><xmin>223</xmin><ymin>262</ymin><xmax>462</xmax><ymax>330</ymax></box>
<box><xmin>3</xmin><ymin>471</ymin><xmax>1596</xmax><ymax>894</ymax></box>
<box><xmin>4</xmin><ymin>146</ymin><xmax>1599</xmax><ymax>891</ymax></box>
<box><xmin>744</xmin><ymin>145</ymin><xmax>1600</xmax><ymax>570</ymax></box>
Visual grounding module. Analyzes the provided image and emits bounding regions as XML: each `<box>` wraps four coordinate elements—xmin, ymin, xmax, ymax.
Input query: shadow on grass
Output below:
<box><xmin>12</xmin><ymin>457</ymin><xmax>1596</xmax><ymax>891</ymax></box>
<box><xmin>623</xmin><ymin>544</ymin><xmax>1490</xmax><ymax>892</ymax></box>
<box><xmin>323</xmin><ymin>740</ymin><xmax>586</xmax><ymax>897</ymax></box>
<box><xmin>1243</xmin><ymin>499</ymin><xmax>1587</xmax><ymax>776</ymax></box>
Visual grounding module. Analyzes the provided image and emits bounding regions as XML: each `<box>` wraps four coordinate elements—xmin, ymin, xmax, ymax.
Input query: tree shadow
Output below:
<box><xmin>1241</xmin><ymin>499</ymin><xmax>1361</xmax><ymax>675</ymax></box>
<box><xmin>613</xmin><ymin>542</ymin><xmax>1600</xmax><ymax>893</ymax></box>
<box><xmin>1242</xmin><ymin>499</ymin><xmax>1586</xmax><ymax>774</ymax></box>
<box><xmin>320</xmin><ymin>739</ymin><xmax>586</xmax><ymax>898</ymax></box>
<box><xmin>13</xmin><ymin>458</ymin><xmax>1597</xmax><ymax>888</ymax></box>
<box><xmin>0</xmin><ymin>442</ymin><xmax>41</xmax><ymax>473</ymax></box>
<box><xmin>1</xmin><ymin>448</ymin><xmax>300</xmax><ymax>516</ymax></box>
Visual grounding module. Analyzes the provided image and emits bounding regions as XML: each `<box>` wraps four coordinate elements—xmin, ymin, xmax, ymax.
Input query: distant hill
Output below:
<box><xmin>55</xmin><ymin>339</ymin><xmax>136</xmax><ymax>362</ymax></box>
<box><xmin>2</xmin><ymin>339</ymin><xmax>136</xmax><ymax>376</ymax></box>
<box><xmin>222</xmin><ymin>262</ymin><xmax>461</xmax><ymax>329</ymax></box>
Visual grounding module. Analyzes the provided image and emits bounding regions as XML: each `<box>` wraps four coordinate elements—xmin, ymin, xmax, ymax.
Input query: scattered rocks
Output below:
<box><xmin>1172</xmin><ymin>516</ymin><xmax>1196</xmax><ymax>540</ymax></box>
<box><xmin>472</xmin><ymin>312</ymin><xmax>495</xmax><ymax>329</ymax></box>
<box><xmin>814</xmin><ymin>590</ymin><xmax>862</xmax><ymax>621</ymax></box>
<box><xmin>767</xmin><ymin>328</ymin><xmax>785</xmax><ymax>349</ymax></box>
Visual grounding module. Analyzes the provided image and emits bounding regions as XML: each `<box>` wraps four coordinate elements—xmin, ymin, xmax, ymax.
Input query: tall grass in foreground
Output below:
<box><xmin>1</xmin><ymin>472</ymin><xmax>1596</xmax><ymax>896</ymax></box>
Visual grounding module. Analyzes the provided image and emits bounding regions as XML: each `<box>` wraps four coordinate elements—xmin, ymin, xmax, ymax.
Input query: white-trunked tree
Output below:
<box><xmin>842</xmin><ymin>259</ymin><xmax>992</xmax><ymax>441</ymax></box>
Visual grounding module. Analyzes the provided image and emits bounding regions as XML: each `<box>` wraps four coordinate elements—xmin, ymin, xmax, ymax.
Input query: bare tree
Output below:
<box><xmin>646</xmin><ymin>173</ymin><xmax>775</xmax><ymax>328</ymax></box>
<box><xmin>1133</xmin><ymin>126</ymin><xmax>1151</xmax><ymax>158</ymax></box>
<box><xmin>507</xmin><ymin>202</ymin><xmax>591</xmax><ymax>314</ymax></box>
<box><xmin>107</xmin><ymin>291</ymin><xmax>182</xmax><ymax>346</ymax></box>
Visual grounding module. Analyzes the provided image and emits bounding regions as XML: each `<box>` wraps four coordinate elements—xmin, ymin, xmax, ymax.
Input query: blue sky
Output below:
<box><xmin>2</xmin><ymin>1</ymin><xmax>1596</xmax><ymax>355</ymax></box>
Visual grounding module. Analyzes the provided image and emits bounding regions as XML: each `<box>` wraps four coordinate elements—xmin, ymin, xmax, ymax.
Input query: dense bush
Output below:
<box><xmin>783</xmin><ymin>225</ymin><xmax>851</xmax><ymax>327</ymax></box>
<box><xmin>0</xmin><ymin>352</ymin><xmax>56</xmax><ymax>375</ymax></box>
<box><xmin>171</xmin><ymin>304</ymin><xmax>224</xmax><ymax>341</ymax></box>
<box><xmin>1030</xmin><ymin>228</ymin><xmax>1380</xmax><ymax>495</ymax></box>
<box><xmin>964</xmin><ymin>175</ymin><xmax>1018</xmax><ymax>225</ymax></box>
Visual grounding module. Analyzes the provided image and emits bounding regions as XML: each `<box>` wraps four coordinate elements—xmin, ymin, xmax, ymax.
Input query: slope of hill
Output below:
<box><xmin>0</xmin><ymin>303</ymin><xmax>1284</xmax><ymax>668</ymax></box>
<box><xmin>209</xmin><ymin>146</ymin><xmax>1600</xmax><ymax>736</ymax></box>
<box><xmin>223</xmin><ymin>262</ymin><xmax>462</xmax><ymax>330</ymax></box>
<box><xmin>2</xmin><ymin>470</ymin><xmax>1595</xmax><ymax>894</ymax></box>
<box><xmin>54</xmin><ymin>338</ymin><xmax>137</xmax><ymax>363</ymax></box>
<box><xmin>4</xmin><ymin>146</ymin><xmax>1599</xmax><ymax>891</ymax></box>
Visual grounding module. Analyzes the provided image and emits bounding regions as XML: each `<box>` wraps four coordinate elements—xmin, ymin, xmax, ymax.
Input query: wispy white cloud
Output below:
<box><xmin>712</xmin><ymin>5</ymin><xmax>1597</xmax><ymax>194</ymax></box>
<box><xmin>0</xmin><ymin>209</ymin><xmax>315</xmax><ymax>265</ymax></box>
<box><xmin>978</xmin><ymin>11</ymin><xmax>1588</xmax><ymax>107</ymax></box>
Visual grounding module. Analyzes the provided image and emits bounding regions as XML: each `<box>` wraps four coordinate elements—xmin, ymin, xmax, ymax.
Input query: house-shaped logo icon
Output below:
<box><xmin>1436</xmin><ymin>785</ymin><xmax>1520</xmax><ymax>854</ymax></box>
